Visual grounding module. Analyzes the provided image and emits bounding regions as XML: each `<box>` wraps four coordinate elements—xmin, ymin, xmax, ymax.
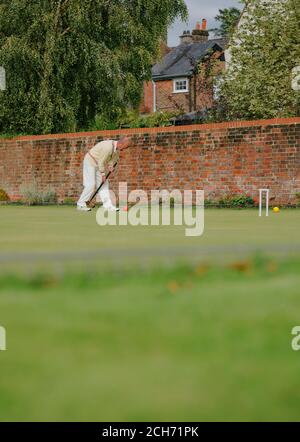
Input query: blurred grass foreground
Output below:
<box><xmin>1</xmin><ymin>255</ymin><xmax>300</xmax><ymax>421</ymax></box>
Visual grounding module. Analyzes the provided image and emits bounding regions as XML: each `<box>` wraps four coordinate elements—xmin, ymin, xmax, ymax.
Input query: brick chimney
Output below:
<box><xmin>192</xmin><ymin>20</ymin><xmax>209</xmax><ymax>42</ymax></box>
<box><xmin>180</xmin><ymin>30</ymin><xmax>193</xmax><ymax>44</ymax></box>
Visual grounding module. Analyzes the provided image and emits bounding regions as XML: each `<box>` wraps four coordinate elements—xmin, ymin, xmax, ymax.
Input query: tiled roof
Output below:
<box><xmin>152</xmin><ymin>38</ymin><xmax>227</xmax><ymax>80</ymax></box>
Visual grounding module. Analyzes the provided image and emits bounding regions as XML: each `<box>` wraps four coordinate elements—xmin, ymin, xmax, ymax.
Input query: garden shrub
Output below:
<box><xmin>218</xmin><ymin>194</ymin><xmax>255</xmax><ymax>208</ymax></box>
<box><xmin>0</xmin><ymin>188</ymin><xmax>10</xmax><ymax>202</ymax></box>
<box><xmin>20</xmin><ymin>182</ymin><xmax>57</xmax><ymax>206</ymax></box>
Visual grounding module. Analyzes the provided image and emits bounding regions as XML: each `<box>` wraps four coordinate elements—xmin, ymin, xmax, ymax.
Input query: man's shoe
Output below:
<box><xmin>77</xmin><ymin>205</ymin><xmax>91</xmax><ymax>212</ymax></box>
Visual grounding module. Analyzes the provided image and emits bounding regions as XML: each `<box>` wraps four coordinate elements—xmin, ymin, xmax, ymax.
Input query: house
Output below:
<box><xmin>141</xmin><ymin>20</ymin><xmax>227</xmax><ymax>115</ymax></box>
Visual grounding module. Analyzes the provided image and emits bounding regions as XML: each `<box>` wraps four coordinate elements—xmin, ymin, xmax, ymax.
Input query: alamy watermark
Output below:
<box><xmin>291</xmin><ymin>326</ymin><xmax>300</xmax><ymax>351</ymax></box>
<box><xmin>0</xmin><ymin>326</ymin><xmax>6</xmax><ymax>351</ymax></box>
<box><xmin>0</xmin><ymin>66</ymin><xmax>6</xmax><ymax>91</ymax></box>
<box><xmin>96</xmin><ymin>184</ymin><xmax>205</xmax><ymax>237</ymax></box>
<box><xmin>292</xmin><ymin>66</ymin><xmax>300</xmax><ymax>92</ymax></box>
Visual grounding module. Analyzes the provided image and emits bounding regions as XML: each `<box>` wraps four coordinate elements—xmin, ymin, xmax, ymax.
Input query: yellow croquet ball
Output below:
<box><xmin>273</xmin><ymin>207</ymin><xmax>280</xmax><ymax>213</ymax></box>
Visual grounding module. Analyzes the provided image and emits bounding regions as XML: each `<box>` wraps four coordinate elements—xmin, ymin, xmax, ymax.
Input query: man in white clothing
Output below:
<box><xmin>77</xmin><ymin>136</ymin><xmax>131</xmax><ymax>212</ymax></box>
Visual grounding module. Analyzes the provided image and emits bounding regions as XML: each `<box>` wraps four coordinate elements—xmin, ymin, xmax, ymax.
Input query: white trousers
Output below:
<box><xmin>77</xmin><ymin>155</ymin><xmax>112</xmax><ymax>207</ymax></box>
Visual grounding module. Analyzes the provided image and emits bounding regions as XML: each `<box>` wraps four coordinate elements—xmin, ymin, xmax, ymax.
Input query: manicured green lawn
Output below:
<box><xmin>0</xmin><ymin>206</ymin><xmax>299</xmax><ymax>264</ymax></box>
<box><xmin>0</xmin><ymin>206</ymin><xmax>299</xmax><ymax>421</ymax></box>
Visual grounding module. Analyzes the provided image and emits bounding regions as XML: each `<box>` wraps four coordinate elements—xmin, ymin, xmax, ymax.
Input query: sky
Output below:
<box><xmin>168</xmin><ymin>0</ymin><xmax>243</xmax><ymax>46</ymax></box>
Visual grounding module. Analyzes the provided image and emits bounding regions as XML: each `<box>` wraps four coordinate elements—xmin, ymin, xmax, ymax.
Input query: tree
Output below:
<box><xmin>219</xmin><ymin>0</ymin><xmax>300</xmax><ymax>120</ymax></box>
<box><xmin>0</xmin><ymin>0</ymin><xmax>187</xmax><ymax>134</ymax></box>
<box><xmin>211</xmin><ymin>7</ymin><xmax>242</xmax><ymax>38</ymax></box>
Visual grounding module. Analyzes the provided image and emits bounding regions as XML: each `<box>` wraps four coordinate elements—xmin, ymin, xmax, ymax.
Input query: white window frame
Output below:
<box><xmin>173</xmin><ymin>78</ymin><xmax>189</xmax><ymax>94</ymax></box>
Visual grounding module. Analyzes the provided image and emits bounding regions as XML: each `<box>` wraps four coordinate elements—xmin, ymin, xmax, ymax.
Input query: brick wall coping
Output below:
<box><xmin>1</xmin><ymin>117</ymin><xmax>300</xmax><ymax>143</ymax></box>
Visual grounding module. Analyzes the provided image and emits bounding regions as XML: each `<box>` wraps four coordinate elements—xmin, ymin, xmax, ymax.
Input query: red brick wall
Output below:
<box><xmin>193</xmin><ymin>58</ymin><xmax>225</xmax><ymax>111</ymax></box>
<box><xmin>140</xmin><ymin>81</ymin><xmax>153</xmax><ymax>114</ymax></box>
<box><xmin>155</xmin><ymin>79</ymin><xmax>190</xmax><ymax>113</ymax></box>
<box><xmin>0</xmin><ymin>117</ymin><xmax>299</xmax><ymax>205</ymax></box>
